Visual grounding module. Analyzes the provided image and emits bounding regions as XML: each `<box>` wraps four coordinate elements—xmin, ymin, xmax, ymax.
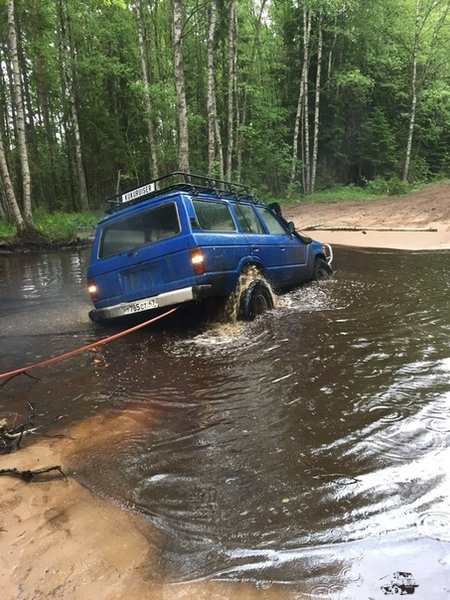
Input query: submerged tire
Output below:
<box><xmin>238</xmin><ymin>279</ymin><xmax>274</xmax><ymax>321</ymax></box>
<box><xmin>313</xmin><ymin>257</ymin><xmax>333</xmax><ymax>281</ymax></box>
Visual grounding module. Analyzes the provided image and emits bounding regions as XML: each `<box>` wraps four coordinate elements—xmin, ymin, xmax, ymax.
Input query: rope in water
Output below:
<box><xmin>0</xmin><ymin>307</ymin><xmax>179</xmax><ymax>380</ymax></box>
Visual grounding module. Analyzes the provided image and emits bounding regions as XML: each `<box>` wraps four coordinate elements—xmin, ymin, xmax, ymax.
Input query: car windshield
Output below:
<box><xmin>99</xmin><ymin>202</ymin><xmax>180</xmax><ymax>258</ymax></box>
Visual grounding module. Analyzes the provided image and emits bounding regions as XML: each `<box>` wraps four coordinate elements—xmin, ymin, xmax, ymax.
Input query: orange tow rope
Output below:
<box><xmin>0</xmin><ymin>307</ymin><xmax>179</xmax><ymax>380</ymax></box>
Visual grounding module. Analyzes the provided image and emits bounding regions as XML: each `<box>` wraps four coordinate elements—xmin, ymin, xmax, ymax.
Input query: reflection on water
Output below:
<box><xmin>1</xmin><ymin>248</ymin><xmax>450</xmax><ymax>598</ymax></box>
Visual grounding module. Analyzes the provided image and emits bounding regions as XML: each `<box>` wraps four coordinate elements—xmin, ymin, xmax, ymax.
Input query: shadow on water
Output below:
<box><xmin>1</xmin><ymin>248</ymin><xmax>450</xmax><ymax>598</ymax></box>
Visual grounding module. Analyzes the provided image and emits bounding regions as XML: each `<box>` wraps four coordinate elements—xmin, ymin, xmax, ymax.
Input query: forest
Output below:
<box><xmin>0</xmin><ymin>0</ymin><xmax>449</xmax><ymax>237</ymax></box>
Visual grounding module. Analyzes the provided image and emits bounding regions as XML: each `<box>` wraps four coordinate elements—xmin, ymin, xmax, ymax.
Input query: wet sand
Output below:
<box><xmin>301</xmin><ymin>227</ymin><xmax>450</xmax><ymax>251</ymax></box>
<box><xmin>0</xmin><ymin>413</ymin><xmax>305</xmax><ymax>600</ymax></box>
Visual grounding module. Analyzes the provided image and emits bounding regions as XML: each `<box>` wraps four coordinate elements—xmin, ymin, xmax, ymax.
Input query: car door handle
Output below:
<box><xmin>251</xmin><ymin>246</ymin><xmax>260</xmax><ymax>252</ymax></box>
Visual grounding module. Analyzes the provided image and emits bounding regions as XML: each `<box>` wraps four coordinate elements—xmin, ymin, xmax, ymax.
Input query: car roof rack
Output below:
<box><xmin>105</xmin><ymin>172</ymin><xmax>260</xmax><ymax>213</ymax></box>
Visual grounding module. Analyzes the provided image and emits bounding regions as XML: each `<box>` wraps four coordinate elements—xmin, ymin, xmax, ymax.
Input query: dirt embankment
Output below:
<box><xmin>284</xmin><ymin>182</ymin><xmax>450</xmax><ymax>250</ymax></box>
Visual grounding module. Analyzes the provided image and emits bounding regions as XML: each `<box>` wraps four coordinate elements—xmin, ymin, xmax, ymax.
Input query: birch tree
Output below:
<box><xmin>57</xmin><ymin>0</ymin><xmax>89</xmax><ymax>210</ymax></box>
<box><xmin>171</xmin><ymin>0</ymin><xmax>190</xmax><ymax>172</ymax></box>
<box><xmin>206</xmin><ymin>0</ymin><xmax>224</xmax><ymax>177</ymax></box>
<box><xmin>134</xmin><ymin>0</ymin><xmax>159</xmax><ymax>179</ymax></box>
<box><xmin>236</xmin><ymin>0</ymin><xmax>267</xmax><ymax>181</ymax></box>
<box><xmin>290</xmin><ymin>6</ymin><xmax>311</xmax><ymax>187</ymax></box>
<box><xmin>6</xmin><ymin>0</ymin><xmax>34</xmax><ymax>232</ymax></box>
<box><xmin>403</xmin><ymin>0</ymin><xmax>450</xmax><ymax>181</ymax></box>
<box><xmin>226</xmin><ymin>0</ymin><xmax>237</xmax><ymax>180</ymax></box>
<box><xmin>0</xmin><ymin>126</ymin><xmax>25</xmax><ymax>232</ymax></box>
<box><xmin>310</xmin><ymin>8</ymin><xmax>323</xmax><ymax>193</ymax></box>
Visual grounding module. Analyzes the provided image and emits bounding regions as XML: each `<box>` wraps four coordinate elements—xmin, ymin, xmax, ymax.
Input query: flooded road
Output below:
<box><xmin>1</xmin><ymin>248</ymin><xmax>449</xmax><ymax>598</ymax></box>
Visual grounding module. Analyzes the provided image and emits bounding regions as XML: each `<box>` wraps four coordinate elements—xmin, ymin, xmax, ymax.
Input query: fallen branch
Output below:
<box><xmin>0</xmin><ymin>465</ymin><xmax>67</xmax><ymax>482</ymax></box>
<box><xmin>0</xmin><ymin>402</ymin><xmax>37</xmax><ymax>451</ymax></box>
<box><xmin>303</xmin><ymin>225</ymin><xmax>438</xmax><ymax>232</ymax></box>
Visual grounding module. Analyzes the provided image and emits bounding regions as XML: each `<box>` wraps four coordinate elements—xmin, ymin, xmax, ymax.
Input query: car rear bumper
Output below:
<box><xmin>89</xmin><ymin>284</ymin><xmax>213</xmax><ymax>322</ymax></box>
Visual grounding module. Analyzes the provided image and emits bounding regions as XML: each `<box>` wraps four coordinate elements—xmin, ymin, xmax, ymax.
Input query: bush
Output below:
<box><xmin>364</xmin><ymin>176</ymin><xmax>389</xmax><ymax>195</ymax></box>
<box><xmin>364</xmin><ymin>176</ymin><xmax>410</xmax><ymax>196</ymax></box>
<box><xmin>386</xmin><ymin>176</ymin><xmax>410</xmax><ymax>196</ymax></box>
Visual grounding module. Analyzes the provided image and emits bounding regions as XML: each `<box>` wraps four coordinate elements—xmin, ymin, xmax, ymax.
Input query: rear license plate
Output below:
<box><xmin>123</xmin><ymin>298</ymin><xmax>158</xmax><ymax>315</ymax></box>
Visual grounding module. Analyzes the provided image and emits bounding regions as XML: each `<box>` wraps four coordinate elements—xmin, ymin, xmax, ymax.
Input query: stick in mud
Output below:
<box><xmin>0</xmin><ymin>465</ymin><xmax>67</xmax><ymax>482</ymax></box>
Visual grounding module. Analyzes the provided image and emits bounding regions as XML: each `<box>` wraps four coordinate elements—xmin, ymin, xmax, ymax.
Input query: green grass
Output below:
<box><xmin>297</xmin><ymin>185</ymin><xmax>381</xmax><ymax>203</ymax></box>
<box><xmin>278</xmin><ymin>177</ymin><xmax>442</xmax><ymax>206</ymax></box>
<box><xmin>0</xmin><ymin>210</ymin><xmax>99</xmax><ymax>240</ymax></box>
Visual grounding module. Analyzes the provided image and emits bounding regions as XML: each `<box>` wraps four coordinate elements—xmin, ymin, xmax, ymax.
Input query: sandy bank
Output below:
<box><xmin>284</xmin><ymin>181</ymin><xmax>450</xmax><ymax>250</ymax></box>
<box><xmin>0</xmin><ymin>412</ymin><xmax>304</xmax><ymax>600</ymax></box>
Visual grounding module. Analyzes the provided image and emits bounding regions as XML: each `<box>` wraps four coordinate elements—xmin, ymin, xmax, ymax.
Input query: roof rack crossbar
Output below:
<box><xmin>105</xmin><ymin>172</ymin><xmax>257</xmax><ymax>213</ymax></box>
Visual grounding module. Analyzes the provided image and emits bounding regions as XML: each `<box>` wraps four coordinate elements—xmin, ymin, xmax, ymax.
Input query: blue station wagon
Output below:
<box><xmin>87</xmin><ymin>173</ymin><xmax>333</xmax><ymax>323</ymax></box>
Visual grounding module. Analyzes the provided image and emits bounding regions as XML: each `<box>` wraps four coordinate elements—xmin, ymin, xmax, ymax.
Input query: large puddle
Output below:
<box><xmin>1</xmin><ymin>248</ymin><xmax>449</xmax><ymax>598</ymax></box>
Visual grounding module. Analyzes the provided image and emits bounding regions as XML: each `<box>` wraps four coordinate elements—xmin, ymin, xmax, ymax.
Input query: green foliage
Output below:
<box><xmin>364</xmin><ymin>175</ymin><xmax>410</xmax><ymax>196</ymax></box>
<box><xmin>36</xmin><ymin>211</ymin><xmax>99</xmax><ymax>240</ymax></box>
<box><xmin>284</xmin><ymin>184</ymin><xmax>382</xmax><ymax>205</ymax></box>
<box><xmin>359</xmin><ymin>108</ymin><xmax>398</xmax><ymax>178</ymax></box>
<box><xmin>0</xmin><ymin>0</ymin><xmax>449</xmax><ymax>227</ymax></box>
<box><xmin>0</xmin><ymin>211</ymin><xmax>98</xmax><ymax>240</ymax></box>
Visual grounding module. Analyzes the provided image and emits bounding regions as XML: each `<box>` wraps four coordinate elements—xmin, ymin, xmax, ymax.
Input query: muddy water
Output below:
<box><xmin>1</xmin><ymin>248</ymin><xmax>449</xmax><ymax>598</ymax></box>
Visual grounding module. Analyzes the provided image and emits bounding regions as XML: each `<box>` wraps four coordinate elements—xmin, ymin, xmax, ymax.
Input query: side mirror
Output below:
<box><xmin>287</xmin><ymin>221</ymin><xmax>296</xmax><ymax>234</ymax></box>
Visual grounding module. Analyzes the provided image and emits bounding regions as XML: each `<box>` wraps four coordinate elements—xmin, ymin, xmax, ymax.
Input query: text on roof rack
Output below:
<box><xmin>122</xmin><ymin>182</ymin><xmax>155</xmax><ymax>203</ymax></box>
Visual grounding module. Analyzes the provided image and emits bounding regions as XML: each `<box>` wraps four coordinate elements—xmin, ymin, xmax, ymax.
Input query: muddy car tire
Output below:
<box><xmin>392</xmin><ymin>585</ymin><xmax>401</xmax><ymax>594</ymax></box>
<box><xmin>238</xmin><ymin>279</ymin><xmax>274</xmax><ymax>321</ymax></box>
<box><xmin>313</xmin><ymin>257</ymin><xmax>333</xmax><ymax>280</ymax></box>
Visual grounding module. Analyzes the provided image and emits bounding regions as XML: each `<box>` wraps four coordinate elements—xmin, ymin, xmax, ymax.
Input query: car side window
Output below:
<box><xmin>234</xmin><ymin>204</ymin><xmax>265</xmax><ymax>234</ymax></box>
<box><xmin>256</xmin><ymin>207</ymin><xmax>288</xmax><ymax>235</ymax></box>
<box><xmin>192</xmin><ymin>200</ymin><xmax>236</xmax><ymax>232</ymax></box>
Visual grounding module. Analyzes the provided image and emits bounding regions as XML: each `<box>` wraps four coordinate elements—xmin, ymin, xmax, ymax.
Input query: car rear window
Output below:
<box><xmin>193</xmin><ymin>200</ymin><xmax>236</xmax><ymax>232</ymax></box>
<box><xmin>99</xmin><ymin>202</ymin><xmax>180</xmax><ymax>258</ymax></box>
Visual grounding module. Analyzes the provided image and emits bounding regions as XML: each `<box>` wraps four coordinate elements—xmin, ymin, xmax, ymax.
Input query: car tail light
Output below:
<box><xmin>190</xmin><ymin>248</ymin><xmax>205</xmax><ymax>275</ymax></box>
<box><xmin>87</xmin><ymin>280</ymin><xmax>98</xmax><ymax>301</ymax></box>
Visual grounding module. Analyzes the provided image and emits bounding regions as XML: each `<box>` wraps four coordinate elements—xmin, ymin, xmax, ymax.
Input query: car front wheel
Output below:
<box><xmin>313</xmin><ymin>257</ymin><xmax>333</xmax><ymax>280</ymax></box>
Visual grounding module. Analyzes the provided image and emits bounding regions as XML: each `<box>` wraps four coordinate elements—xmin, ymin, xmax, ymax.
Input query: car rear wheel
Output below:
<box><xmin>313</xmin><ymin>257</ymin><xmax>333</xmax><ymax>280</ymax></box>
<box><xmin>238</xmin><ymin>278</ymin><xmax>274</xmax><ymax>321</ymax></box>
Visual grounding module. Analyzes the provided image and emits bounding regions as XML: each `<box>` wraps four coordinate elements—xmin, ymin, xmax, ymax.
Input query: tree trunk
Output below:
<box><xmin>31</xmin><ymin>0</ymin><xmax>57</xmax><ymax>204</ymax></box>
<box><xmin>403</xmin><ymin>0</ymin><xmax>420</xmax><ymax>182</ymax></box>
<box><xmin>402</xmin><ymin>0</ymin><xmax>450</xmax><ymax>181</ymax></box>
<box><xmin>135</xmin><ymin>0</ymin><xmax>159</xmax><ymax>179</ymax></box>
<box><xmin>0</xmin><ymin>127</ymin><xmax>26</xmax><ymax>233</ymax></box>
<box><xmin>303</xmin><ymin>9</ymin><xmax>311</xmax><ymax>193</ymax></box>
<box><xmin>57</xmin><ymin>0</ymin><xmax>89</xmax><ymax>210</ymax></box>
<box><xmin>7</xmin><ymin>0</ymin><xmax>33</xmax><ymax>231</ymax></box>
<box><xmin>236</xmin><ymin>0</ymin><xmax>267</xmax><ymax>181</ymax></box>
<box><xmin>290</xmin><ymin>7</ymin><xmax>311</xmax><ymax>186</ymax></box>
<box><xmin>226</xmin><ymin>0</ymin><xmax>237</xmax><ymax>180</ymax></box>
<box><xmin>206</xmin><ymin>0</ymin><xmax>223</xmax><ymax>177</ymax></box>
<box><xmin>171</xmin><ymin>0</ymin><xmax>190</xmax><ymax>172</ymax></box>
<box><xmin>311</xmin><ymin>10</ymin><xmax>323</xmax><ymax>193</ymax></box>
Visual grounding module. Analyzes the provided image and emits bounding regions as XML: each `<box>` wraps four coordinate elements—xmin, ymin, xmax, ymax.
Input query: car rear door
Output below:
<box><xmin>188</xmin><ymin>197</ymin><xmax>250</xmax><ymax>295</ymax></box>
